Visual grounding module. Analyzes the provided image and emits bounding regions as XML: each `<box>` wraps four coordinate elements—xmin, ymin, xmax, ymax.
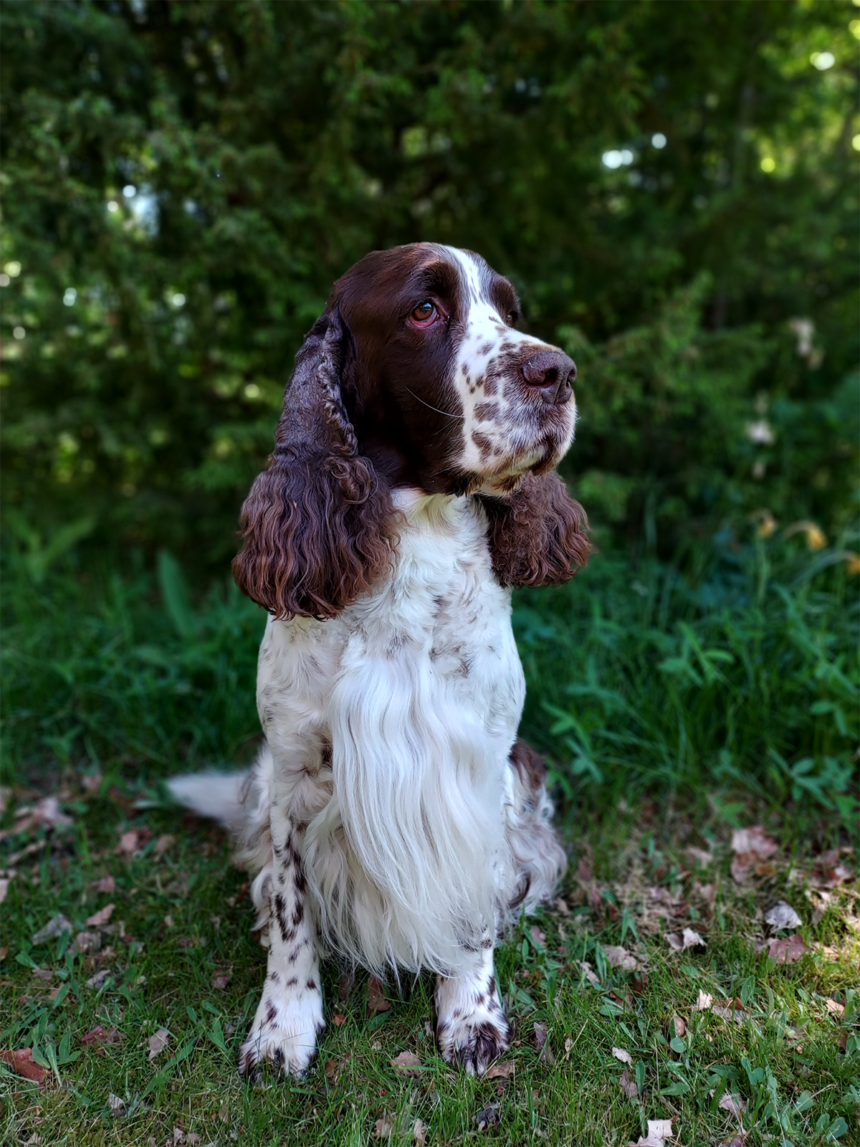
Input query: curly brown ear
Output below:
<box><xmin>232</xmin><ymin>308</ymin><xmax>398</xmax><ymax>619</ymax></box>
<box><xmin>480</xmin><ymin>471</ymin><xmax>589</xmax><ymax>588</ymax></box>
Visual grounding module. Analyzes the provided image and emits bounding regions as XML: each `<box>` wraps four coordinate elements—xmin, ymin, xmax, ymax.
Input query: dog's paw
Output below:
<box><xmin>435</xmin><ymin>996</ymin><xmax>510</xmax><ymax>1076</ymax></box>
<box><xmin>239</xmin><ymin>989</ymin><xmax>324</xmax><ymax>1077</ymax></box>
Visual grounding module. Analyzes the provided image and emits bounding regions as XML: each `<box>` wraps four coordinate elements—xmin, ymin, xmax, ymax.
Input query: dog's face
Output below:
<box><xmin>332</xmin><ymin>243</ymin><xmax>577</xmax><ymax>494</ymax></box>
<box><xmin>234</xmin><ymin>242</ymin><xmax>587</xmax><ymax>620</ymax></box>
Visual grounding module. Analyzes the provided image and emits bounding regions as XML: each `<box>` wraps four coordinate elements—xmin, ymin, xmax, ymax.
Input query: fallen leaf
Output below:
<box><xmin>186</xmin><ymin>1136</ymin><xmax>200</xmax><ymax>1146</ymax></box>
<box><xmin>0</xmin><ymin>877</ymin><xmax>10</xmax><ymax>905</ymax></box>
<box><xmin>767</xmin><ymin>933</ymin><xmax>808</xmax><ymax>964</ymax></box>
<box><xmin>91</xmin><ymin>876</ymin><xmax>116</xmax><ymax>894</ymax></box>
<box><xmin>628</xmin><ymin>1118</ymin><xmax>675</xmax><ymax>1146</ymax></box>
<box><xmin>530</xmin><ymin>925</ymin><xmax>546</xmax><ymax>946</ymax></box>
<box><xmin>210</xmin><ymin>971</ymin><xmax>231</xmax><ymax>990</ymax></box>
<box><xmin>367</xmin><ymin>975</ymin><xmax>390</xmax><ymax>1015</ymax></box>
<box><xmin>554</xmin><ymin>897</ymin><xmax>570</xmax><ymax>915</ymax></box>
<box><xmin>486</xmin><ymin>1060</ymin><xmax>515</xmax><ymax>1080</ymax></box>
<box><xmin>85</xmin><ymin>903</ymin><xmax>115</xmax><ymax>928</ymax></box>
<box><xmin>33</xmin><ymin>796</ymin><xmax>73</xmax><ymax>829</ymax></box>
<box><xmin>0</xmin><ymin>1048</ymin><xmax>47</xmax><ymax>1084</ymax></box>
<box><xmin>602</xmin><ymin>944</ymin><xmax>639</xmax><ymax>971</ymax></box>
<box><xmin>332</xmin><ymin>1011</ymin><xmax>347</xmax><ymax>1026</ymax></box>
<box><xmin>324</xmin><ymin>1058</ymin><xmax>340</xmax><ymax>1082</ymax></box>
<box><xmin>117</xmin><ymin>829</ymin><xmax>145</xmax><ymax>856</ymax></box>
<box><xmin>69</xmin><ymin>931</ymin><xmax>101</xmax><ymax>956</ymax></box>
<box><xmin>686</xmin><ymin>847</ymin><xmax>714</xmax><ymax>867</ymax></box>
<box><xmin>475</xmin><ymin>1106</ymin><xmax>499</xmax><ymax>1131</ymax></box>
<box><xmin>712</xmin><ymin>1005</ymin><xmax>745</xmax><ymax>1025</ymax></box>
<box><xmin>666</xmin><ymin>928</ymin><xmax>705</xmax><ymax>951</ymax></box>
<box><xmin>765</xmin><ymin>901</ymin><xmax>802</xmax><ymax>931</ymax></box>
<box><xmin>86</xmin><ymin>969</ymin><xmax>112</xmax><ymax>990</ymax></box>
<box><xmin>173</xmin><ymin>1128</ymin><xmax>184</xmax><ymax>1145</ymax></box>
<box><xmin>809</xmin><ymin>850</ymin><xmax>853</xmax><ymax>890</ymax></box>
<box><xmin>391</xmin><ymin>1050</ymin><xmax>422</xmax><ymax>1076</ymax></box>
<box><xmin>731</xmin><ymin>826</ymin><xmax>779</xmax><ymax>858</ymax></box>
<box><xmin>619</xmin><ymin>1068</ymin><xmax>638</xmax><ymax>1098</ymax></box>
<box><xmin>374</xmin><ymin>1116</ymin><xmax>394</xmax><ymax>1139</ymax></box>
<box><xmin>731</xmin><ymin>825</ymin><xmax>779</xmax><ymax>883</ymax></box>
<box><xmin>82</xmin><ymin>1026</ymin><xmax>122</xmax><ymax>1046</ymax></box>
<box><xmin>148</xmin><ymin>1028</ymin><xmax>170</xmax><ymax>1060</ymax></box>
<box><xmin>31</xmin><ymin>913</ymin><xmax>73</xmax><ymax>945</ymax></box>
<box><xmin>413</xmin><ymin>1119</ymin><xmax>427</xmax><ymax>1145</ymax></box>
<box><xmin>154</xmin><ymin>833</ymin><xmax>175</xmax><ymax>859</ymax></box>
<box><xmin>612</xmin><ymin>1046</ymin><xmax>632</xmax><ymax>1064</ymax></box>
<box><xmin>718</xmin><ymin>1091</ymin><xmax>747</xmax><ymax>1120</ymax></box>
<box><xmin>108</xmin><ymin>1093</ymin><xmax>126</xmax><ymax>1116</ymax></box>
<box><xmin>578</xmin><ymin>960</ymin><xmax>600</xmax><ymax>985</ymax></box>
<box><xmin>32</xmin><ymin>968</ymin><xmax>54</xmax><ymax>982</ymax></box>
<box><xmin>824</xmin><ymin>998</ymin><xmax>845</xmax><ymax>1016</ymax></box>
<box><xmin>672</xmin><ymin>1016</ymin><xmax>686</xmax><ymax>1038</ymax></box>
<box><xmin>693</xmin><ymin>990</ymin><xmax>713</xmax><ymax>1011</ymax></box>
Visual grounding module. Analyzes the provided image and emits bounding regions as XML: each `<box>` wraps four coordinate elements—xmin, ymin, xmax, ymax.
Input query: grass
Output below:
<box><xmin>1</xmin><ymin>522</ymin><xmax>858</xmax><ymax>1146</ymax></box>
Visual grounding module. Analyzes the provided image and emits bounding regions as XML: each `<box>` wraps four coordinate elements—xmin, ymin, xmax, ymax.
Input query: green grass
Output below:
<box><xmin>1</xmin><ymin>525</ymin><xmax>858</xmax><ymax>1145</ymax></box>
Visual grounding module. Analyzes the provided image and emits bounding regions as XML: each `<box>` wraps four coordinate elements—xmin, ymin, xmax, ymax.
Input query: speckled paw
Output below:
<box><xmin>437</xmin><ymin>1007</ymin><xmax>511</xmax><ymax>1076</ymax></box>
<box><xmin>239</xmin><ymin>994</ymin><xmax>324</xmax><ymax>1077</ymax></box>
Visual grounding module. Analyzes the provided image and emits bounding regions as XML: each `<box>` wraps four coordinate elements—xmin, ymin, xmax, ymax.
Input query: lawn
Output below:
<box><xmin>1</xmin><ymin>525</ymin><xmax>858</xmax><ymax>1147</ymax></box>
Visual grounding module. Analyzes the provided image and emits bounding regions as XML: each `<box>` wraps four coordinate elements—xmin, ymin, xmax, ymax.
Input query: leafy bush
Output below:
<box><xmin>1</xmin><ymin>0</ymin><xmax>857</xmax><ymax>571</ymax></box>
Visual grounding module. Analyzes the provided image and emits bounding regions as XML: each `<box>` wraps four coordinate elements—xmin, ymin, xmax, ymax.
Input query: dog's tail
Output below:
<box><xmin>168</xmin><ymin>748</ymin><xmax>275</xmax><ymax>937</ymax></box>
<box><xmin>167</xmin><ymin>770</ymin><xmax>249</xmax><ymax>832</ymax></box>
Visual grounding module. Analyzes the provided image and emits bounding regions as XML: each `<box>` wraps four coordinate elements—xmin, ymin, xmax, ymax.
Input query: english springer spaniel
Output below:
<box><xmin>169</xmin><ymin>242</ymin><xmax>588</xmax><ymax>1077</ymax></box>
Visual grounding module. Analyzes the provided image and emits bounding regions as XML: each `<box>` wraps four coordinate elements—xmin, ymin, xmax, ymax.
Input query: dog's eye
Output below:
<box><xmin>506</xmin><ymin>312</ymin><xmax>517</xmax><ymax>326</ymax></box>
<box><xmin>411</xmin><ymin>301</ymin><xmax>437</xmax><ymax>324</ymax></box>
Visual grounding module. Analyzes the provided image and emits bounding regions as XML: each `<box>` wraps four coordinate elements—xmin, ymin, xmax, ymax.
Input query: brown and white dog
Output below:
<box><xmin>169</xmin><ymin>243</ymin><xmax>588</xmax><ymax>1077</ymax></box>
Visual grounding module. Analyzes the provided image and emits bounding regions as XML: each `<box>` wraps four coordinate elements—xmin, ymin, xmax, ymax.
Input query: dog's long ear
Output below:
<box><xmin>232</xmin><ymin>307</ymin><xmax>398</xmax><ymax>619</ymax></box>
<box><xmin>480</xmin><ymin>471</ymin><xmax>589</xmax><ymax>588</ymax></box>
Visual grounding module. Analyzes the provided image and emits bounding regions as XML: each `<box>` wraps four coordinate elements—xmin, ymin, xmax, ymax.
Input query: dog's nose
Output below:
<box><xmin>522</xmin><ymin>350</ymin><xmax>576</xmax><ymax>404</ymax></box>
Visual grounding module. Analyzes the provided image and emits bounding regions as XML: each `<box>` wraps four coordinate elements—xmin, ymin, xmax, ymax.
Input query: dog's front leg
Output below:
<box><xmin>239</xmin><ymin>800</ymin><xmax>324</xmax><ymax>1077</ymax></box>
<box><xmin>435</xmin><ymin>940</ymin><xmax>510</xmax><ymax>1076</ymax></box>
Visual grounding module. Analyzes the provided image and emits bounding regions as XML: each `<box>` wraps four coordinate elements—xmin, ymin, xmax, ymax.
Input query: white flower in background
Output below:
<box><xmin>747</xmin><ymin>420</ymin><xmax>775</xmax><ymax>446</ymax></box>
<box><xmin>789</xmin><ymin>317</ymin><xmax>814</xmax><ymax>358</ymax></box>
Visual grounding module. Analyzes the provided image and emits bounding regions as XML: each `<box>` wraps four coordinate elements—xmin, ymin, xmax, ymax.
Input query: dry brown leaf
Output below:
<box><xmin>32</xmin><ymin>968</ymin><xmax>54</xmax><ymax>982</ymax></box>
<box><xmin>824</xmin><ymin>998</ymin><xmax>845</xmax><ymax>1016</ymax></box>
<box><xmin>712</xmin><ymin>1005</ymin><xmax>744</xmax><ymax>1025</ymax></box>
<box><xmin>628</xmin><ymin>1119</ymin><xmax>675</xmax><ymax>1147</ymax></box>
<box><xmin>32</xmin><ymin>913</ymin><xmax>73</xmax><ymax>945</ymax></box>
<box><xmin>485</xmin><ymin>1060</ymin><xmax>515</xmax><ymax>1080</ymax></box>
<box><xmin>69</xmin><ymin>931</ymin><xmax>100</xmax><ymax>956</ymax></box>
<box><xmin>91</xmin><ymin>876</ymin><xmax>116</xmax><ymax>894</ymax></box>
<box><xmin>554</xmin><ymin>897</ymin><xmax>570</xmax><ymax>915</ymax></box>
<box><xmin>108</xmin><ymin>1093</ymin><xmax>126</xmax><ymax>1116</ymax></box>
<box><xmin>672</xmin><ymin>1016</ymin><xmax>686</xmax><ymax>1038</ymax></box>
<box><xmin>0</xmin><ymin>1047</ymin><xmax>47</xmax><ymax>1084</ymax></box>
<box><xmin>82</xmin><ymin>1026</ymin><xmax>122</xmax><ymax>1046</ymax></box>
<box><xmin>666</xmin><ymin>927</ymin><xmax>705</xmax><ymax>951</ymax></box>
<box><xmin>85</xmin><ymin>903</ymin><xmax>115</xmax><ymax>928</ymax></box>
<box><xmin>367</xmin><ymin>975</ymin><xmax>390</xmax><ymax>1015</ymax></box>
<box><xmin>619</xmin><ymin>1068</ymin><xmax>638</xmax><ymax>1098</ymax></box>
<box><xmin>210</xmin><ymin>971</ymin><xmax>231</xmax><ymax>990</ymax></box>
<box><xmin>602</xmin><ymin>944</ymin><xmax>639</xmax><ymax>971</ymax></box>
<box><xmin>117</xmin><ymin>829</ymin><xmax>149</xmax><ymax>856</ymax></box>
<box><xmin>324</xmin><ymin>1058</ymin><xmax>340</xmax><ymax>1082</ymax></box>
<box><xmin>148</xmin><ymin>1028</ymin><xmax>170</xmax><ymax>1059</ymax></box>
<box><xmin>33</xmin><ymin>796</ymin><xmax>73</xmax><ymax>830</ymax></box>
<box><xmin>767</xmin><ymin>933</ymin><xmax>808</xmax><ymax>964</ymax></box>
<box><xmin>391</xmin><ymin>1049</ymin><xmax>422</xmax><ymax>1075</ymax></box>
<box><xmin>731</xmin><ymin>825</ymin><xmax>780</xmax><ymax>883</ymax></box>
<box><xmin>153</xmin><ymin>833</ymin><xmax>175</xmax><ymax>859</ymax></box>
<box><xmin>413</xmin><ymin>1119</ymin><xmax>427</xmax><ymax>1145</ymax></box>
<box><xmin>693</xmin><ymin>990</ymin><xmax>713</xmax><ymax>1011</ymax></box>
<box><xmin>374</xmin><ymin>1116</ymin><xmax>394</xmax><ymax>1139</ymax></box>
<box><xmin>764</xmin><ymin>901</ymin><xmax>802</xmax><ymax>931</ymax></box>
<box><xmin>809</xmin><ymin>849</ymin><xmax>853</xmax><ymax>890</ymax></box>
<box><xmin>718</xmin><ymin>1092</ymin><xmax>747</xmax><ymax>1120</ymax></box>
<box><xmin>332</xmin><ymin>1011</ymin><xmax>347</xmax><ymax>1026</ymax></box>
<box><xmin>612</xmin><ymin>1046</ymin><xmax>632</xmax><ymax>1064</ymax></box>
<box><xmin>686</xmin><ymin>847</ymin><xmax>714</xmax><ymax>867</ymax></box>
<box><xmin>578</xmin><ymin>960</ymin><xmax>600</xmax><ymax>985</ymax></box>
<box><xmin>0</xmin><ymin>877</ymin><xmax>11</xmax><ymax>906</ymax></box>
<box><xmin>475</xmin><ymin>1106</ymin><xmax>500</xmax><ymax>1131</ymax></box>
<box><xmin>530</xmin><ymin>925</ymin><xmax>546</xmax><ymax>946</ymax></box>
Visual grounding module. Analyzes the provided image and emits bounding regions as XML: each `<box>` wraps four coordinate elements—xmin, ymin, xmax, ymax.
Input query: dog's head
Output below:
<box><xmin>233</xmin><ymin>243</ymin><xmax>588</xmax><ymax>618</ymax></box>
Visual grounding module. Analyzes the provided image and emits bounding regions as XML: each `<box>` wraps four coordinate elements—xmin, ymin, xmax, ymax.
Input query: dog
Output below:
<box><xmin>168</xmin><ymin>242</ymin><xmax>588</xmax><ymax>1077</ymax></box>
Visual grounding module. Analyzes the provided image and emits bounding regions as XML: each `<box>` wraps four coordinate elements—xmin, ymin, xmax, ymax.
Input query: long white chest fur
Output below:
<box><xmin>255</xmin><ymin>492</ymin><xmax>526</xmax><ymax>974</ymax></box>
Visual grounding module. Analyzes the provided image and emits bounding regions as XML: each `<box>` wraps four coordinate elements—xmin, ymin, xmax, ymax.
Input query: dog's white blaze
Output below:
<box><xmin>443</xmin><ymin>246</ymin><xmax>575</xmax><ymax>477</ymax></box>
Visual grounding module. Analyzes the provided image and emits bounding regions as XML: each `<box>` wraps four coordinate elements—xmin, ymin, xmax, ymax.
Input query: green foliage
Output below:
<box><xmin>1</xmin><ymin>0</ymin><xmax>857</xmax><ymax>567</ymax></box>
